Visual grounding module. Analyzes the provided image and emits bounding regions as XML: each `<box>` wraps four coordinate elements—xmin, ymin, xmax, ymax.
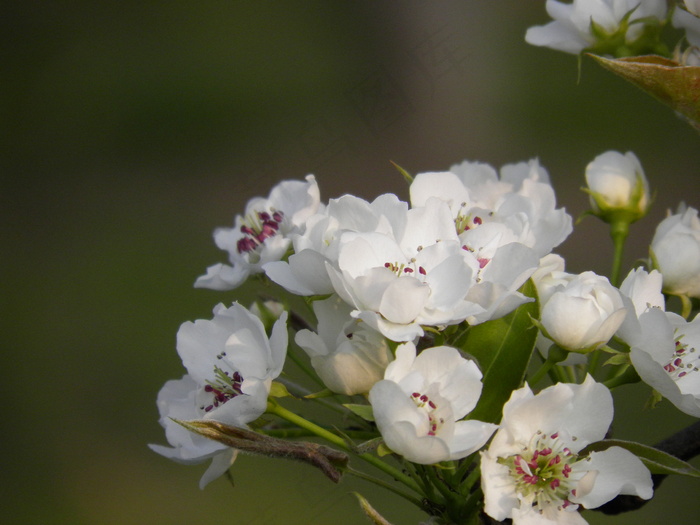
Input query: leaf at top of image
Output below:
<box><xmin>590</xmin><ymin>54</ymin><xmax>700</xmax><ymax>131</ymax></box>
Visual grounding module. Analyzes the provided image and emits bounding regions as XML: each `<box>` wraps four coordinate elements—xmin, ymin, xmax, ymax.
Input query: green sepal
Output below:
<box><xmin>645</xmin><ymin>388</ymin><xmax>664</xmax><ymax>410</ymax></box>
<box><xmin>463</xmin><ymin>279</ymin><xmax>539</xmax><ymax>424</ymax></box>
<box><xmin>376</xmin><ymin>442</ymin><xmax>393</xmax><ymax>457</ymax></box>
<box><xmin>344</xmin><ymin>403</ymin><xmax>375</xmax><ymax>422</ymax></box>
<box><xmin>269</xmin><ymin>381</ymin><xmax>293</xmax><ymax>398</ymax></box>
<box><xmin>390</xmin><ymin>161</ymin><xmax>414</xmax><ymax>184</ymax></box>
<box><xmin>580</xmin><ymin>438</ymin><xmax>700</xmax><ymax>478</ymax></box>
<box><xmin>304</xmin><ymin>388</ymin><xmax>335</xmax><ymax>399</ymax></box>
<box><xmin>353</xmin><ymin>492</ymin><xmax>394</xmax><ymax>525</ymax></box>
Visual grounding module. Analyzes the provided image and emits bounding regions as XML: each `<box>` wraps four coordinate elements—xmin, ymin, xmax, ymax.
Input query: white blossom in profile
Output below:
<box><xmin>616</xmin><ymin>267</ymin><xmax>665</xmax><ymax>347</ymax></box>
<box><xmin>630</xmin><ymin>307</ymin><xmax>700</xmax><ymax>417</ymax></box>
<box><xmin>196</xmin><ymin>175</ymin><xmax>321</xmax><ymax>290</ymax></box>
<box><xmin>150</xmin><ymin>303</ymin><xmax>288</xmax><ymax>487</ymax></box>
<box><xmin>651</xmin><ymin>205</ymin><xmax>700</xmax><ymax>298</ymax></box>
<box><xmin>525</xmin><ymin>0</ymin><xmax>668</xmax><ymax>55</ymax></box>
<box><xmin>295</xmin><ymin>296</ymin><xmax>393</xmax><ymax>395</ymax></box>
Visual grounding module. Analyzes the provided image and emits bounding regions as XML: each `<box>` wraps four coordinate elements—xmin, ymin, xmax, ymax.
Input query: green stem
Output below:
<box><xmin>452</xmin><ymin>453</ymin><xmax>477</xmax><ymax>491</ymax></box>
<box><xmin>286</xmin><ymin>345</ymin><xmax>324</xmax><ymax>388</ymax></box>
<box><xmin>266</xmin><ymin>401</ymin><xmax>424</xmax><ymax>496</ymax></box>
<box><xmin>403</xmin><ymin>460</ymin><xmax>441</xmax><ymax>504</ymax></box>
<box><xmin>262</xmin><ymin>427</ymin><xmax>377</xmax><ymax>440</ymax></box>
<box><xmin>610</xmin><ymin>220</ymin><xmax>630</xmax><ymax>287</ymax></box>
<box><xmin>603</xmin><ymin>365</ymin><xmax>640</xmax><ymax>390</ymax></box>
<box><xmin>530</xmin><ymin>345</ymin><xmax>568</xmax><ymax>386</ymax></box>
<box><xmin>424</xmin><ymin>465</ymin><xmax>456</xmax><ymax>505</ymax></box>
<box><xmin>458</xmin><ymin>460</ymin><xmax>481</xmax><ymax>498</ymax></box>
<box><xmin>680</xmin><ymin>294</ymin><xmax>693</xmax><ymax>320</ymax></box>
<box><xmin>346</xmin><ymin>466</ymin><xmax>427</xmax><ymax>510</ymax></box>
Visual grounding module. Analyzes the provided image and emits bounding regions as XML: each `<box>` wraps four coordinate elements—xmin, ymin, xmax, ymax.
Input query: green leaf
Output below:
<box><xmin>581</xmin><ymin>439</ymin><xmax>700</xmax><ymax>478</ymax></box>
<box><xmin>462</xmin><ymin>279</ymin><xmax>539</xmax><ymax>424</ymax></box>
<box><xmin>343</xmin><ymin>403</ymin><xmax>375</xmax><ymax>422</ymax></box>
<box><xmin>590</xmin><ymin>54</ymin><xmax>700</xmax><ymax>130</ymax></box>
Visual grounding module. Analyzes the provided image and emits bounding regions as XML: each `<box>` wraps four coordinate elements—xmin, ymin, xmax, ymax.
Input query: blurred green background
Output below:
<box><xmin>4</xmin><ymin>1</ymin><xmax>700</xmax><ymax>523</ymax></box>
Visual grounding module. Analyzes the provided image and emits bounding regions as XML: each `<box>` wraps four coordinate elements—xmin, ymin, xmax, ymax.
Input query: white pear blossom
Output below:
<box><xmin>326</xmin><ymin>198</ymin><xmax>484</xmax><ymax>341</ymax></box>
<box><xmin>295</xmin><ymin>296</ymin><xmax>393</xmax><ymax>395</ymax></box>
<box><xmin>616</xmin><ymin>267</ymin><xmax>665</xmax><ymax>346</ymax></box>
<box><xmin>538</xmin><ymin>271</ymin><xmax>627</xmax><ymax>353</ymax></box>
<box><xmin>410</xmin><ymin>158</ymin><xmax>572</xmax><ymax>258</ymax></box>
<box><xmin>149</xmin><ymin>303</ymin><xmax>288</xmax><ymax>487</ymax></box>
<box><xmin>481</xmin><ymin>376</ymin><xmax>653</xmax><ymax>524</ymax></box>
<box><xmin>674</xmin><ymin>1</ymin><xmax>700</xmax><ymax>61</ymax></box>
<box><xmin>651</xmin><ymin>206</ymin><xmax>700</xmax><ymax>298</ymax></box>
<box><xmin>630</xmin><ymin>307</ymin><xmax>700</xmax><ymax>417</ymax></box>
<box><xmin>584</xmin><ymin>150</ymin><xmax>650</xmax><ymax>221</ymax></box>
<box><xmin>533</xmin><ymin>256</ymin><xmax>587</xmax><ymax>366</ymax></box>
<box><xmin>264</xmin><ymin>193</ymin><xmax>407</xmax><ymax>296</ymax></box>
<box><xmin>368</xmin><ymin>342</ymin><xmax>497</xmax><ymax>464</ymax></box>
<box><xmin>195</xmin><ymin>175</ymin><xmax>321</xmax><ymax>290</ymax></box>
<box><xmin>525</xmin><ymin>0</ymin><xmax>668</xmax><ymax>55</ymax></box>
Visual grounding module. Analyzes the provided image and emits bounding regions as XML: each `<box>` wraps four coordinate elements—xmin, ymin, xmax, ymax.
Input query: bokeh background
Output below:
<box><xmin>4</xmin><ymin>1</ymin><xmax>700</xmax><ymax>523</ymax></box>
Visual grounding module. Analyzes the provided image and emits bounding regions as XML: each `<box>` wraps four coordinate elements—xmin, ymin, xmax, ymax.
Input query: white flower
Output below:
<box><xmin>149</xmin><ymin>303</ymin><xmax>288</xmax><ymax>487</ymax></box>
<box><xmin>525</xmin><ymin>0</ymin><xmax>668</xmax><ymax>55</ymax></box>
<box><xmin>584</xmin><ymin>150</ymin><xmax>650</xmax><ymax>221</ymax></box>
<box><xmin>264</xmin><ymin>193</ymin><xmax>407</xmax><ymax>296</ymax></box>
<box><xmin>195</xmin><ymin>175</ymin><xmax>321</xmax><ymax>290</ymax></box>
<box><xmin>651</xmin><ymin>206</ymin><xmax>700</xmax><ymax>298</ymax></box>
<box><xmin>616</xmin><ymin>267</ymin><xmax>665</xmax><ymax>346</ymax></box>
<box><xmin>368</xmin><ymin>342</ymin><xmax>497</xmax><ymax>464</ymax></box>
<box><xmin>410</xmin><ymin>158</ymin><xmax>572</xmax><ymax>258</ymax></box>
<box><xmin>149</xmin><ymin>376</ymin><xmax>236</xmax><ymax>488</ymax></box>
<box><xmin>683</xmin><ymin>0</ymin><xmax>700</xmax><ymax>16</ymax></box>
<box><xmin>630</xmin><ymin>307</ymin><xmax>700</xmax><ymax>417</ymax></box>
<box><xmin>326</xmin><ymin>198</ymin><xmax>486</xmax><ymax>341</ymax></box>
<box><xmin>295</xmin><ymin>296</ymin><xmax>393</xmax><ymax>395</ymax></box>
<box><xmin>481</xmin><ymin>376</ymin><xmax>653</xmax><ymax>524</ymax></box>
<box><xmin>673</xmin><ymin>3</ymin><xmax>700</xmax><ymax>64</ymax></box>
<box><xmin>538</xmin><ymin>271</ymin><xmax>627</xmax><ymax>352</ymax></box>
<box><xmin>675</xmin><ymin>1</ymin><xmax>700</xmax><ymax>46</ymax></box>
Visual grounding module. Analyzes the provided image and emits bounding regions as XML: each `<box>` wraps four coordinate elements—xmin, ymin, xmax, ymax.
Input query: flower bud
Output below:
<box><xmin>651</xmin><ymin>206</ymin><xmax>700</xmax><ymax>298</ymax></box>
<box><xmin>538</xmin><ymin>271</ymin><xmax>627</xmax><ymax>353</ymax></box>
<box><xmin>584</xmin><ymin>150</ymin><xmax>650</xmax><ymax>224</ymax></box>
<box><xmin>295</xmin><ymin>297</ymin><xmax>393</xmax><ymax>395</ymax></box>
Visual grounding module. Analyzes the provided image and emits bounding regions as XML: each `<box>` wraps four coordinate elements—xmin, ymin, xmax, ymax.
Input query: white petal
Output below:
<box><xmin>481</xmin><ymin>452</ymin><xmax>518</xmax><ymax>522</ymax></box>
<box><xmin>571</xmin><ymin>447</ymin><xmax>652</xmax><ymax>509</ymax></box>
<box><xmin>198</xmin><ymin>449</ymin><xmax>237</xmax><ymax>489</ymax></box>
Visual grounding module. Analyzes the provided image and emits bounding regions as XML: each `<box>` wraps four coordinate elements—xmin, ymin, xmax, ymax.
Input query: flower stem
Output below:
<box><xmin>266</xmin><ymin>400</ymin><xmax>424</xmax><ymax>496</ymax></box>
<box><xmin>610</xmin><ymin>220</ymin><xmax>630</xmax><ymax>287</ymax></box>
<box><xmin>530</xmin><ymin>345</ymin><xmax>568</xmax><ymax>386</ymax></box>
<box><xmin>603</xmin><ymin>365</ymin><xmax>640</xmax><ymax>390</ymax></box>
<box><xmin>680</xmin><ymin>294</ymin><xmax>693</xmax><ymax>320</ymax></box>
<box><xmin>346</xmin><ymin>466</ymin><xmax>427</xmax><ymax>510</ymax></box>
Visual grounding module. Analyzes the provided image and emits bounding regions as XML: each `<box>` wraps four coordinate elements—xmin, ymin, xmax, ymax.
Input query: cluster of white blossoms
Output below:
<box><xmin>149</xmin><ymin>1</ymin><xmax>700</xmax><ymax>522</ymax></box>
<box><xmin>526</xmin><ymin>0</ymin><xmax>700</xmax><ymax>62</ymax></box>
<box><xmin>150</xmin><ymin>142</ymin><xmax>700</xmax><ymax>524</ymax></box>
